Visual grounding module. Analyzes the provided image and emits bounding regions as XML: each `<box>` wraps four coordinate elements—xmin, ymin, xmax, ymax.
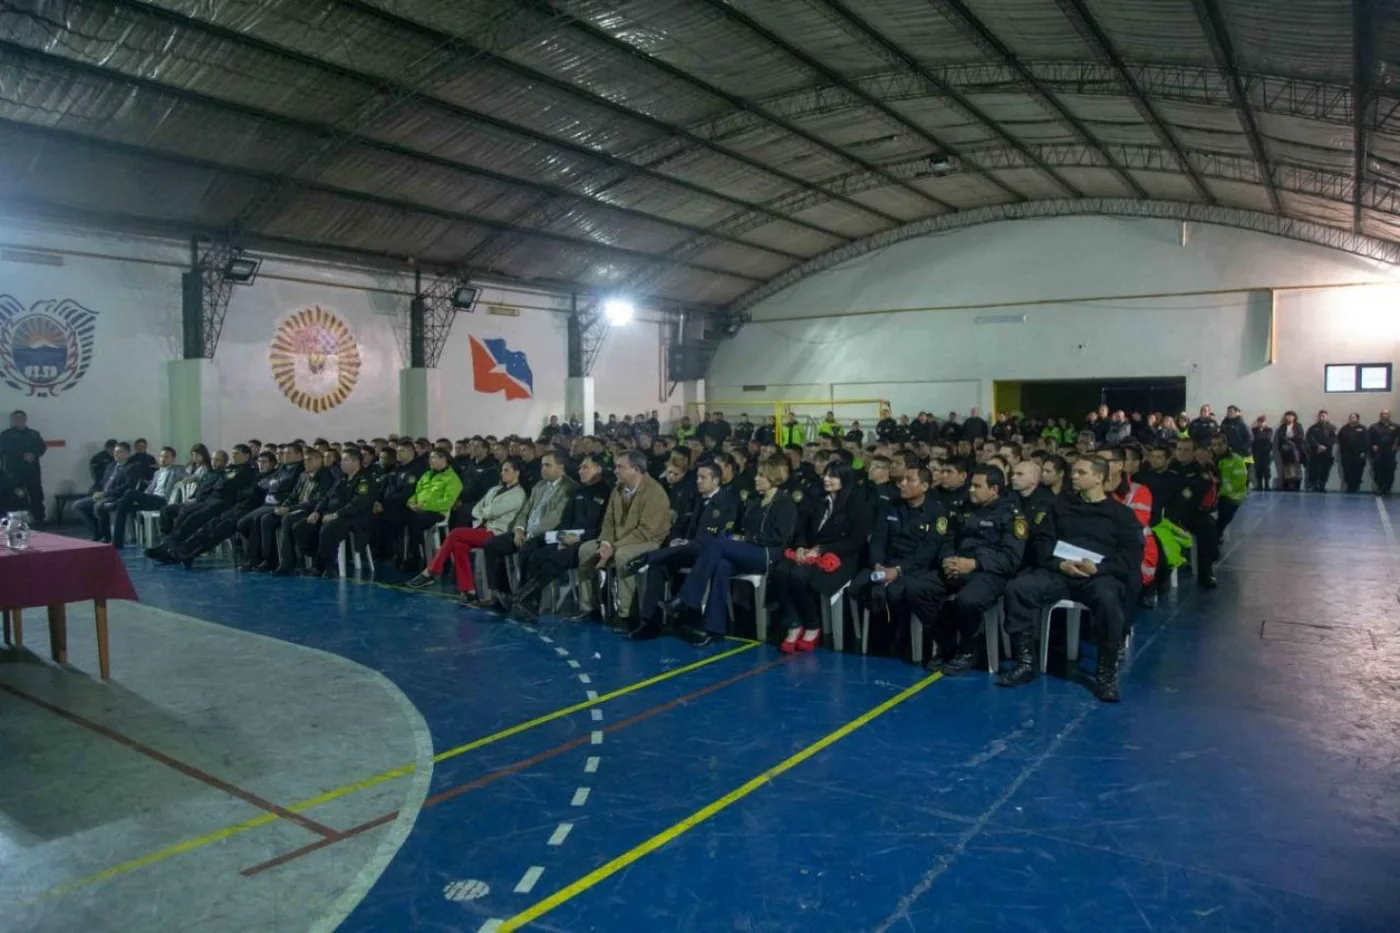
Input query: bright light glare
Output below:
<box><xmin>603</xmin><ymin>298</ymin><xmax>635</xmax><ymax>325</ymax></box>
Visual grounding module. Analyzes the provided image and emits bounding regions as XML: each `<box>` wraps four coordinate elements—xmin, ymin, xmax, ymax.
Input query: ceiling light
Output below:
<box><xmin>604</xmin><ymin>298</ymin><xmax>635</xmax><ymax>326</ymax></box>
<box><xmin>451</xmin><ymin>285</ymin><xmax>480</xmax><ymax>311</ymax></box>
<box><xmin>223</xmin><ymin>255</ymin><xmax>261</xmax><ymax>284</ymax></box>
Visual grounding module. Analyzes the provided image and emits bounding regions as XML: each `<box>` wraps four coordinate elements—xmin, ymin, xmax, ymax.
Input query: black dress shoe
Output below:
<box><xmin>625</xmin><ymin>617</ymin><xmax>662</xmax><ymax>640</ymax></box>
<box><xmin>563</xmin><ymin>608</ymin><xmax>597</xmax><ymax>623</ymax></box>
<box><xmin>1198</xmin><ymin>575</ymin><xmax>1218</xmax><ymax>589</ymax></box>
<box><xmin>271</xmin><ymin>565</ymin><xmax>296</xmax><ymax>576</ymax></box>
<box><xmin>253</xmin><ymin>561</ymin><xmax>273</xmax><ymax>573</ymax></box>
<box><xmin>322</xmin><ymin>569</ymin><xmax>339</xmax><ymax>580</ymax></box>
<box><xmin>679</xmin><ymin>626</ymin><xmax>716</xmax><ymax>648</ymax></box>
<box><xmin>939</xmin><ymin>652</ymin><xmax>977</xmax><ymax>676</ymax></box>
<box><xmin>511</xmin><ymin>602</ymin><xmax>540</xmax><ymax>623</ymax></box>
<box><xmin>404</xmin><ymin>573</ymin><xmax>436</xmax><ymax>589</ymax></box>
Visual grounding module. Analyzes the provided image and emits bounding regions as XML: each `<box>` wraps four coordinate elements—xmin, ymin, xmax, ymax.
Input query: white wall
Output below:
<box><xmin>0</xmin><ymin>217</ymin><xmax>676</xmax><ymax>497</ymax></box>
<box><xmin>708</xmin><ymin>216</ymin><xmax>1400</xmax><ymax>422</ymax></box>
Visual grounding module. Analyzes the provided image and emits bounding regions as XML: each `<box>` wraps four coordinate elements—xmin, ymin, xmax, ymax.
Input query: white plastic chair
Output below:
<box><xmin>138</xmin><ymin>510</ymin><xmax>162</xmax><ymax>548</ymax></box>
<box><xmin>905</xmin><ymin>601</ymin><xmax>1006</xmax><ymax>670</ymax></box>
<box><xmin>822</xmin><ymin>582</ymin><xmax>851</xmax><ymax>651</ymax></box>
<box><xmin>337</xmin><ymin>534</ymin><xmax>375</xmax><ymax>578</ymax></box>
<box><xmin>729</xmin><ymin>574</ymin><xmax>769</xmax><ymax>641</ymax></box>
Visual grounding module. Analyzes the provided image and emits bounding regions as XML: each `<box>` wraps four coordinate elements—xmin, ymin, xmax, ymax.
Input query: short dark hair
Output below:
<box><xmin>972</xmin><ymin>464</ymin><xmax>1005</xmax><ymax>491</ymax></box>
<box><xmin>232</xmin><ymin>443</ymin><xmax>251</xmax><ymax>456</ymax></box>
<box><xmin>114</xmin><ymin>441</ymin><xmax>131</xmax><ymax>452</ymax></box>
<box><xmin>621</xmin><ymin>449</ymin><xmax>650</xmax><ymax>473</ymax></box>
<box><xmin>500</xmin><ymin>455</ymin><xmax>526</xmax><ymax>476</ymax></box>
<box><xmin>906</xmin><ymin>465</ymin><xmax>933</xmax><ymax>487</ymax></box>
<box><xmin>1083</xmin><ymin>457</ymin><xmax>1109</xmax><ymax>480</ymax></box>
<box><xmin>697</xmin><ymin>462</ymin><xmax>721</xmax><ymax>483</ymax></box>
<box><xmin>134</xmin><ymin>437</ymin><xmax>147</xmax><ymax>445</ymax></box>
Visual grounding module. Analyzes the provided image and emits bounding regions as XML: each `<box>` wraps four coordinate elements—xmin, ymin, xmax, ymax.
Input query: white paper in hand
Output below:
<box><xmin>1053</xmin><ymin>541</ymin><xmax>1105</xmax><ymax>564</ymax></box>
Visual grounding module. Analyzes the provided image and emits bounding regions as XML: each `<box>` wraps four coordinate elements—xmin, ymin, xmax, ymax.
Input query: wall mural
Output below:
<box><xmin>269</xmin><ymin>306</ymin><xmax>361</xmax><ymax>413</ymax></box>
<box><xmin>0</xmin><ymin>295</ymin><xmax>97</xmax><ymax>397</ymax></box>
<box><xmin>469</xmin><ymin>334</ymin><xmax>533</xmax><ymax>400</ymax></box>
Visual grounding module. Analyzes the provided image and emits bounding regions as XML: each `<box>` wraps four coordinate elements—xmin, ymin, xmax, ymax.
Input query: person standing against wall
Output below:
<box><xmin>1337</xmin><ymin>413</ymin><xmax>1368</xmax><ymax>493</ymax></box>
<box><xmin>1369</xmin><ymin>410</ymin><xmax>1399</xmax><ymax>496</ymax></box>
<box><xmin>1304</xmin><ymin>411</ymin><xmax>1337</xmax><ymax>492</ymax></box>
<box><xmin>1250</xmin><ymin>416</ymin><xmax>1274</xmax><ymax>491</ymax></box>
<box><xmin>0</xmin><ymin>410</ymin><xmax>46</xmax><ymax>522</ymax></box>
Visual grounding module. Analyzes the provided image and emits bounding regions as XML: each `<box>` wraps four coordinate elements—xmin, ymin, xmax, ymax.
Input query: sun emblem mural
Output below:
<box><xmin>0</xmin><ymin>295</ymin><xmax>98</xmax><ymax>397</ymax></box>
<box><xmin>269</xmin><ymin>306</ymin><xmax>361</xmax><ymax>413</ymax></box>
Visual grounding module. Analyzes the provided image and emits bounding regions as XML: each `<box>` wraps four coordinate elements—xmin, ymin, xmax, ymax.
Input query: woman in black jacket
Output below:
<box><xmin>1250</xmin><ymin>415</ymin><xmax>1275</xmax><ymax>491</ymax></box>
<box><xmin>669</xmin><ymin>455</ymin><xmax>797</xmax><ymax>639</ymax></box>
<box><xmin>1276</xmin><ymin>410</ymin><xmax>1304</xmax><ymax>491</ymax></box>
<box><xmin>768</xmin><ymin>461</ymin><xmax>871</xmax><ymax>652</ymax></box>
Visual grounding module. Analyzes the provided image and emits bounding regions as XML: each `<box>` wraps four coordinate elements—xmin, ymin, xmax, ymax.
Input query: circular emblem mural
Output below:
<box><xmin>269</xmin><ymin>306</ymin><xmax>361</xmax><ymax>412</ymax></box>
<box><xmin>0</xmin><ymin>296</ymin><xmax>97</xmax><ymax>397</ymax></box>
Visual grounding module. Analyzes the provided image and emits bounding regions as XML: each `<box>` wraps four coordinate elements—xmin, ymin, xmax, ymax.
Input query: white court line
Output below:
<box><xmin>538</xmin><ymin>635</ymin><xmax>554</xmax><ymax>644</ymax></box>
<box><xmin>585</xmin><ymin>756</ymin><xmax>600</xmax><ymax>773</ymax></box>
<box><xmin>547</xmin><ymin>822</ymin><xmax>574</xmax><ymax>846</ymax></box>
<box><xmin>1377</xmin><ymin>497</ymin><xmax>1397</xmax><ymax>550</ymax></box>
<box><xmin>478</xmin><ymin>920</ymin><xmax>503</xmax><ymax>933</ymax></box>
<box><xmin>590</xmin><ymin>730</ymin><xmax>604</xmax><ymax>744</ymax></box>
<box><xmin>571</xmin><ymin>787</ymin><xmax>591</xmax><ymax>806</ymax></box>
<box><xmin>514</xmin><ymin>866</ymin><xmax>545</xmax><ymax>894</ymax></box>
<box><xmin>585</xmin><ymin>689</ymin><xmax>599</xmax><ymax>701</ymax></box>
<box><xmin>554</xmin><ymin>646</ymin><xmax>569</xmax><ymax>657</ymax></box>
<box><xmin>567</xmin><ymin>659</ymin><xmax>582</xmax><ymax>669</ymax></box>
<box><xmin>590</xmin><ymin>709</ymin><xmax>603</xmax><ymax>721</ymax></box>
<box><xmin>578</xmin><ymin>673</ymin><xmax>592</xmax><ymax>684</ymax></box>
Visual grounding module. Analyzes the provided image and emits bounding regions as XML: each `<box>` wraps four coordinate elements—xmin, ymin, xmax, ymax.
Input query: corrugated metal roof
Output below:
<box><xmin>0</xmin><ymin>0</ymin><xmax>1393</xmax><ymax>310</ymax></box>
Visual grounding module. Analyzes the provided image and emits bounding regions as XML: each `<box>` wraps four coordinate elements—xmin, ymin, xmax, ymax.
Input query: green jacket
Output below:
<box><xmin>1217</xmin><ymin>453</ymin><xmax>1248</xmax><ymax>504</ymax></box>
<box><xmin>778</xmin><ymin>422</ymin><xmax>806</xmax><ymax>446</ymax></box>
<box><xmin>410</xmin><ymin>467</ymin><xmax>463</xmax><ymax>514</ymax></box>
<box><xmin>817</xmin><ymin>419</ymin><xmax>840</xmax><ymax>437</ymax></box>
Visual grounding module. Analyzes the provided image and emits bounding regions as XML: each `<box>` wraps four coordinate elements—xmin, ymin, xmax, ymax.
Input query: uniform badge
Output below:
<box><xmin>1013</xmin><ymin>517</ymin><xmax>1028</xmax><ymax>540</ymax></box>
<box><xmin>1035</xmin><ymin>510</ymin><xmax>1046</xmax><ymax>525</ymax></box>
<box><xmin>792</xmin><ymin>490</ymin><xmax>803</xmax><ymax>502</ymax></box>
<box><xmin>1182</xmin><ymin>488</ymin><xmax>1193</xmax><ymax>499</ymax></box>
<box><xmin>935</xmin><ymin>516</ymin><xmax>948</xmax><ymax>535</ymax></box>
<box><xmin>356</xmin><ymin>479</ymin><xmax>369</xmax><ymax>494</ymax></box>
<box><xmin>711</xmin><ymin>508</ymin><xmax>721</xmax><ymax>517</ymax></box>
<box><xmin>740</xmin><ymin>489</ymin><xmax>749</xmax><ymax>501</ymax></box>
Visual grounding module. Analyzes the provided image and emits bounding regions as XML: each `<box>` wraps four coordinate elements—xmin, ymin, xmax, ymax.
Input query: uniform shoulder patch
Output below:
<box><xmin>792</xmin><ymin>489</ymin><xmax>803</xmax><ymax>502</ymax></box>
<box><xmin>356</xmin><ymin>479</ymin><xmax>370</xmax><ymax>494</ymax></box>
<box><xmin>1182</xmin><ymin>487</ymin><xmax>1193</xmax><ymax>499</ymax></box>
<box><xmin>935</xmin><ymin>516</ymin><xmax>948</xmax><ymax>535</ymax></box>
<box><xmin>1034</xmin><ymin>510</ymin><xmax>1047</xmax><ymax>525</ymax></box>
<box><xmin>711</xmin><ymin>507</ymin><xmax>722</xmax><ymax>517</ymax></box>
<box><xmin>1013</xmin><ymin>516</ymin><xmax>1028</xmax><ymax>540</ymax></box>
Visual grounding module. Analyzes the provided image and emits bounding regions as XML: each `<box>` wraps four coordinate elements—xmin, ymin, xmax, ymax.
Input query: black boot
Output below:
<box><xmin>1095</xmin><ymin>646</ymin><xmax>1121</xmax><ymax>703</ymax></box>
<box><xmin>939</xmin><ymin>651</ymin><xmax>977</xmax><ymax>676</ymax></box>
<box><xmin>996</xmin><ymin>633</ymin><xmax>1036</xmax><ymax>687</ymax></box>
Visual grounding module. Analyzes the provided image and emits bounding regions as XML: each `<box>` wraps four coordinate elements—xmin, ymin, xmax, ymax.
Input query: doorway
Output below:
<box><xmin>995</xmin><ymin>377</ymin><xmax>1187</xmax><ymax>419</ymax></box>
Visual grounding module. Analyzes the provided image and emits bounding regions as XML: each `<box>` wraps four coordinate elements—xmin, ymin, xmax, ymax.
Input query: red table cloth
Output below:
<box><xmin>0</xmin><ymin>531</ymin><xmax>138</xmax><ymax>610</ymax></box>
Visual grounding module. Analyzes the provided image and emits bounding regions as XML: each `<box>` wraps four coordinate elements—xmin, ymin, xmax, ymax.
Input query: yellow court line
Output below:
<box><xmin>499</xmin><ymin>670</ymin><xmax>944</xmax><ymax>931</ymax></box>
<box><xmin>33</xmin><ymin>640</ymin><xmax>762</xmax><ymax>901</ymax></box>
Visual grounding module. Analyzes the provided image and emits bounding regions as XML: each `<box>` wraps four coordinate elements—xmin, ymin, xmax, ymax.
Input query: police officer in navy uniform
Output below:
<box><xmin>630</xmin><ymin>462</ymin><xmax>737</xmax><ymax>638</ymax></box>
<box><xmin>311</xmin><ymin>448</ymin><xmax>377</xmax><ymax>579</ymax></box>
<box><xmin>148</xmin><ymin>446</ymin><xmax>255</xmax><ymax>561</ymax></box>
<box><xmin>851</xmin><ymin>465</ymin><xmax>950</xmax><ymax>657</ymax></box>
<box><xmin>273</xmin><ymin>450</ymin><xmax>335</xmax><ymax>574</ymax></box>
<box><xmin>1168</xmin><ymin>436</ymin><xmax>1219</xmax><ymax>587</ymax></box>
<box><xmin>510</xmin><ymin>454</ymin><xmax>613</xmax><ymax>622</ymax></box>
<box><xmin>931</xmin><ymin>465</ymin><xmax>1027</xmax><ymax>675</ymax></box>
<box><xmin>1369</xmin><ymin>410</ymin><xmax>1399</xmax><ymax>495</ymax></box>
<box><xmin>0</xmin><ymin>410</ymin><xmax>46</xmax><ymax>522</ymax></box>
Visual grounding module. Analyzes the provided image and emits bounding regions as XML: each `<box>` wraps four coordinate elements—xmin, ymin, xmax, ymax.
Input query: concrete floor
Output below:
<box><xmin>3</xmin><ymin>492</ymin><xmax>1399</xmax><ymax>932</ymax></box>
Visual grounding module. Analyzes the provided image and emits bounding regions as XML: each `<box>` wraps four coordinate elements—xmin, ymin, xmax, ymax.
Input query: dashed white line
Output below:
<box><xmin>567</xmin><ymin>659</ymin><xmax>582</xmax><ymax>669</ymax></box>
<box><xmin>585</xmin><ymin>689</ymin><xmax>599</xmax><ymax>701</ymax></box>
<box><xmin>577</xmin><ymin>673</ymin><xmax>592</xmax><ymax>684</ymax></box>
<box><xmin>554</xmin><ymin>646</ymin><xmax>569</xmax><ymax>657</ymax></box>
<box><xmin>585</xmin><ymin>756</ymin><xmax>600</xmax><ymax>773</ymax></box>
<box><xmin>538</xmin><ymin>635</ymin><xmax>554</xmax><ymax>644</ymax></box>
<box><xmin>547</xmin><ymin>822</ymin><xmax>574</xmax><ymax>846</ymax></box>
<box><xmin>590</xmin><ymin>730</ymin><xmax>604</xmax><ymax>744</ymax></box>
<box><xmin>590</xmin><ymin>708</ymin><xmax>603</xmax><ymax>721</ymax></box>
<box><xmin>571</xmin><ymin>787</ymin><xmax>591</xmax><ymax>806</ymax></box>
<box><xmin>478</xmin><ymin>921</ymin><xmax>503</xmax><ymax>933</ymax></box>
<box><xmin>514</xmin><ymin>865</ymin><xmax>545</xmax><ymax>894</ymax></box>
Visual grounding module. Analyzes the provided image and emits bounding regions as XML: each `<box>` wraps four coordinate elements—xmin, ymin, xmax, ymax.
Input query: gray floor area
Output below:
<box><xmin>0</xmin><ymin>601</ymin><xmax>433</xmax><ymax>933</ymax></box>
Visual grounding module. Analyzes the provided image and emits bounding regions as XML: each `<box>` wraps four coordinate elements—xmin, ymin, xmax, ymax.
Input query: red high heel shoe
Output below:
<box><xmin>779</xmin><ymin>635</ymin><xmax>799</xmax><ymax>654</ymax></box>
<box><xmin>795</xmin><ymin>629</ymin><xmax>821</xmax><ymax>652</ymax></box>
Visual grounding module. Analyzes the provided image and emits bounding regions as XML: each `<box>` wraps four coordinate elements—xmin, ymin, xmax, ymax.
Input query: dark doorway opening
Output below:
<box><xmin>1002</xmin><ymin>377</ymin><xmax>1187</xmax><ymax>420</ymax></box>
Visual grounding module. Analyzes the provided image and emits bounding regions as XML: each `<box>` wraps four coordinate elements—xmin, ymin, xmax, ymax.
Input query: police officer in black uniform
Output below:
<box><xmin>272</xmin><ymin>450</ymin><xmax>335</xmax><ymax>574</ymax></box>
<box><xmin>374</xmin><ymin>440</ymin><xmax>424</xmax><ymax>563</ymax></box>
<box><xmin>630</xmin><ymin>462</ymin><xmax>737</xmax><ymax>638</ymax></box>
<box><xmin>168</xmin><ymin>450</ymin><xmax>280</xmax><ymax>568</ymax></box>
<box><xmin>1169</xmin><ymin>437</ymin><xmax>1219</xmax><ymax>587</ymax></box>
<box><xmin>1304</xmin><ymin>410</ymin><xmax>1337</xmax><ymax>492</ymax></box>
<box><xmin>861</xmin><ymin>455</ymin><xmax>896</xmax><ymax>522</ymax></box>
<box><xmin>510</xmin><ymin>455</ymin><xmax>613</xmax><ymax>621</ymax></box>
<box><xmin>934</xmin><ymin>456</ymin><xmax>972</xmax><ymax>530</ymax></box>
<box><xmin>851</xmin><ymin>465</ymin><xmax>949</xmax><ymax>657</ymax></box>
<box><xmin>1369</xmin><ymin>410</ymin><xmax>1399</xmax><ymax>495</ymax></box>
<box><xmin>238</xmin><ymin>445</ymin><xmax>304</xmax><ymax>570</ymax></box>
<box><xmin>999</xmin><ymin>458</ymin><xmax>1142</xmax><ymax>701</ymax></box>
<box><xmin>148</xmin><ymin>445</ymin><xmax>255</xmax><ymax>562</ymax></box>
<box><xmin>933</xmin><ymin>465</ymin><xmax>1027</xmax><ymax>675</ymax></box>
<box><xmin>1</xmin><ymin>410</ymin><xmax>46</xmax><ymax>521</ymax></box>
<box><xmin>310</xmin><ymin>448</ymin><xmax>377</xmax><ymax>579</ymax></box>
<box><xmin>1337</xmin><ymin>413</ymin><xmax>1369</xmax><ymax>493</ymax></box>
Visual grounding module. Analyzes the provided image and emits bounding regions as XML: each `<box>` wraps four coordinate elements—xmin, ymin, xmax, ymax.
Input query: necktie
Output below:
<box><xmin>526</xmin><ymin>481</ymin><xmax>555</xmax><ymax>536</ymax></box>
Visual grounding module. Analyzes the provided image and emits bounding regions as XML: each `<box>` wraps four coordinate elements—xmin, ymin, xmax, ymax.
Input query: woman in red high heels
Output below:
<box><xmin>768</xmin><ymin>460</ymin><xmax>870</xmax><ymax>652</ymax></box>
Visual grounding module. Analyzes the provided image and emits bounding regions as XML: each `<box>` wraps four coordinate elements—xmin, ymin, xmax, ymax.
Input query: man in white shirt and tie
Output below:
<box><xmin>480</xmin><ymin>452</ymin><xmax>577</xmax><ymax>609</ymax></box>
<box><xmin>111</xmin><ymin>445</ymin><xmax>180</xmax><ymax>548</ymax></box>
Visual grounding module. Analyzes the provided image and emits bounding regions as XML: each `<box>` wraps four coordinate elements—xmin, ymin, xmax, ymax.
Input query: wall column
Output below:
<box><xmin>163</xmin><ymin>359</ymin><xmax>221</xmax><ymax>453</ymax></box>
<box><xmin>400</xmin><ymin>368</ymin><xmax>430</xmax><ymax>438</ymax></box>
<box><xmin>565</xmin><ymin>376</ymin><xmax>594</xmax><ymax>430</ymax></box>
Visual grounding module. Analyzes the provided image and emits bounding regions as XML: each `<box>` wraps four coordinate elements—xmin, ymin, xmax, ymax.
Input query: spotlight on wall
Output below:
<box><xmin>222</xmin><ymin>254</ymin><xmax>261</xmax><ymax>285</ymax></box>
<box><xmin>603</xmin><ymin>297</ymin><xmax>635</xmax><ymax>326</ymax></box>
<box><xmin>451</xmin><ymin>285</ymin><xmax>480</xmax><ymax>311</ymax></box>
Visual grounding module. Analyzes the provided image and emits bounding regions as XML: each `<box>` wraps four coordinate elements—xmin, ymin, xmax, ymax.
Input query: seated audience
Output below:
<box><xmin>110</xmin><ymin>445</ymin><xmax>181</xmax><ymax>548</ymax></box>
<box><xmin>74</xmin><ymin>441</ymin><xmax>141</xmax><ymax>542</ymax></box>
<box><xmin>237</xmin><ymin>444</ymin><xmax>305</xmax><ymax>570</ymax></box>
<box><xmin>571</xmin><ymin>450</ymin><xmax>670</xmax><ymax>625</ymax></box>
<box><xmin>510</xmin><ymin>454</ymin><xmax>613</xmax><ymax>622</ymax></box>
<box><xmin>406</xmin><ymin>457</ymin><xmax>525</xmax><ymax>601</ymax></box>
<box><xmin>272</xmin><ymin>449</ymin><xmax>335</xmax><ymax>574</ymax></box>
<box><xmin>480</xmin><ymin>451</ymin><xmax>575</xmax><ymax>609</ymax></box>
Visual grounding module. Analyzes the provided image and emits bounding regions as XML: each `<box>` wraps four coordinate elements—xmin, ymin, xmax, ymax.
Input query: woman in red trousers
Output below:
<box><xmin>406</xmin><ymin>457</ymin><xmax>525</xmax><ymax>603</ymax></box>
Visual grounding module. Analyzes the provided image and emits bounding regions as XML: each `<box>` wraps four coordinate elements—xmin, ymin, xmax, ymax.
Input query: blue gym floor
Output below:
<box><xmin>29</xmin><ymin>493</ymin><xmax>1400</xmax><ymax>931</ymax></box>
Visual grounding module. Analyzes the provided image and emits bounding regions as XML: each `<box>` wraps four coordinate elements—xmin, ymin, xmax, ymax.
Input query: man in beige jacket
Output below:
<box><xmin>573</xmin><ymin>449</ymin><xmax>670</xmax><ymax>623</ymax></box>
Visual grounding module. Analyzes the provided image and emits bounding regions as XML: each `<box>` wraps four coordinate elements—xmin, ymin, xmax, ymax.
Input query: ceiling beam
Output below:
<box><xmin>506</xmin><ymin>0</ymin><xmax>947</xmax><ymax>217</ymax></box>
<box><xmin>78</xmin><ymin>0</ymin><xmax>852</xmax><ymax>245</ymax></box>
<box><xmin>814</xmin><ymin>0</ymin><xmax>1076</xmax><ymax>198</ymax></box>
<box><xmin>929</xmin><ymin>0</ymin><xmax>1148</xmax><ymax>198</ymax></box>
<box><xmin>0</xmin><ymin>39</ymin><xmax>806</xmax><ymax>267</ymax></box>
<box><xmin>1191</xmin><ymin>0</ymin><xmax>1284</xmax><ymax>214</ymax></box>
<box><xmin>1055</xmin><ymin>0</ymin><xmax>1214</xmax><ymax>203</ymax></box>
<box><xmin>0</xmin><ymin>117</ymin><xmax>765</xmax><ymax>284</ymax></box>
<box><xmin>341</xmin><ymin>0</ymin><xmax>917</xmax><ymax>225</ymax></box>
<box><xmin>1354</xmin><ymin>0</ymin><xmax>1376</xmax><ymax>234</ymax></box>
